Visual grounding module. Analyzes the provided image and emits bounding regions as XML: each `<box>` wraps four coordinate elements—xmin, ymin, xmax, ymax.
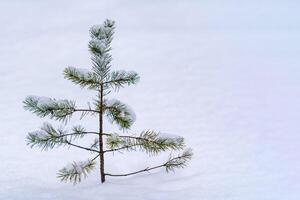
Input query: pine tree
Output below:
<box><xmin>23</xmin><ymin>19</ymin><xmax>192</xmax><ymax>184</ymax></box>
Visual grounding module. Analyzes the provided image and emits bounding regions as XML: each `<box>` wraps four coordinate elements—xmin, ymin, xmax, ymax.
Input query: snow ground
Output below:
<box><xmin>1</xmin><ymin>0</ymin><xmax>300</xmax><ymax>199</ymax></box>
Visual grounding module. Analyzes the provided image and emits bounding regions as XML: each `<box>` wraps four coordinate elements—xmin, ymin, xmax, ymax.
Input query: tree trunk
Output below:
<box><xmin>99</xmin><ymin>84</ymin><xmax>105</xmax><ymax>183</ymax></box>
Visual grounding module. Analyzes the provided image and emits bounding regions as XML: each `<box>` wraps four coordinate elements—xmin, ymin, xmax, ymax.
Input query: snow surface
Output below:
<box><xmin>1</xmin><ymin>0</ymin><xmax>300</xmax><ymax>199</ymax></box>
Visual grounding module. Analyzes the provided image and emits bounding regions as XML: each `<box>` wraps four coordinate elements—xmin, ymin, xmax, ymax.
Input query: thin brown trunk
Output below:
<box><xmin>99</xmin><ymin>84</ymin><xmax>105</xmax><ymax>183</ymax></box>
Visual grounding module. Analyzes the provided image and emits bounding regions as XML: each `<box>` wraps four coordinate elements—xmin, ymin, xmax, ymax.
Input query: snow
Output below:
<box><xmin>67</xmin><ymin>66</ymin><xmax>95</xmax><ymax>80</ymax></box>
<box><xmin>158</xmin><ymin>132</ymin><xmax>183</xmax><ymax>144</ymax></box>
<box><xmin>158</xmin><ymin>132</ymin><xmax>180</xmax><ymax>140</ymax></box>
<box><xmin>29</xmin><ymin>130</ymin><xmax>49</xmax><ymax>139</ymax></box>
<box><xmin>28</xmin><ymin>95</ymin><xmax>54</xmax><ymax>106</ymax></box>
<box><xmin>89</xmin><ymin>22</ymin><xmax>112</xmax><ymax>52</ymax></box>
<box><xmin>27</xmin><ymin>95</ymin><xmax>70</xmax><ymax>107</ymax></box>
<box><xmin>121</xmin><ymin>104</ymin><xmax>136</xmax><ymax>122</ymax></box>
<box><xmin>89</xmin><ymin>39</ymin><xmax>107</xmax><ymax>51</ymax></box>
<box><xmin>28</xmin><ymin>123</ymin><xmax>61</xmax><ymax>139</ymax></box>
<box><xmin>109</xmin><ymin>132</ymin><xmax>120</xmax><ymax>139</ymax></box>
<box><xmin>105</xmin><ymin>99</ymin><xmax>119</xmax><ymax>107</ymax></box>
<box><xmin>1</xmin><ymin>0</ymin><xmax>300</xmax><ymax>200</ymax></box>
<box><xmin>69</xmin><ymin>67</ymin><xmax>90</xmax><ymax>76</ymax></box>
<box><xmin>90</xmin><ymin>25</ymin><xmax>102</xmax><ymax>33</ymax></box>
<box><xmin>90</xmin><ymin>21</ymin><xmax>114</xmax><ymax>41</ymax></box>
<box><xmin>106</xmin><ymin>98</ymin><xmax>137</xmax><ymax>123</ymax></box>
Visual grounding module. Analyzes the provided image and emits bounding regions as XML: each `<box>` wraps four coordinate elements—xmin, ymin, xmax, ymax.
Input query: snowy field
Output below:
<box><xmin>1</xmin><ymin>0</ymin><xmax>300</xmax><ymax>199</ymax></box>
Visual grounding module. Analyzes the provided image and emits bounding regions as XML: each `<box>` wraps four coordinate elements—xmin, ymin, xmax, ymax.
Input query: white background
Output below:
<box><xmin>0</xmin><ymin>0</ymin><xmax>299</xmax><ymax>199</ymax></box>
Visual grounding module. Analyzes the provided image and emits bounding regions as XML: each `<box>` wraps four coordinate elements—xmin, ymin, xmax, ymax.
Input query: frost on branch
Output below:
<box><xmin>89</xmin><ymin>19</ymin><xmax>115</xmax><ymax>46</ymax></box>
<box><xmin>58</xmin><ymin>160</ymin><xmax>96</xmax><ymax>184</ymax></box>
<box><xmin>104</xmin><ymin>99</ymin><xmax>136</xmax><ymax>130</ymax></box>
<box><xmin>89</xmin><ymin>19</ymin><xmax>115</xmax><ymax>79</ymax></box>
<box><xmin>104</xmin><ymin>70</ymin><xmax>140</xmax><ymax>91</ymax></box>
<box><xmin>23</xmin><ymin>96</ymin><xmax>76</xmax><ymax>122</ymax></box>
<box><xmin>27</xmin><ymin>122</ymin><xmax>67</xmax><ymax>150</ymax></box>
<box><xmin>27</xmin><ymin>123</ymin><xmax>90</xmax><ymax>151</ymax></box>
<box><xmin>106</xmin><ymin>133</ymin><xmax>123</xmax><ymax>149</ymax></box>
<box><xmin>64</xmin><ymin>67</ymin><xmax>99</xmax><ymax>89</ymax></box>
<box><xmin>105</xmin><ymin>131</ymin><xmax>185</xmax><ymax>155</ymax></box>
<box><xmin>165</xmin><ymin>148</ymin><xmax>193</xmax><ymax>172</ymax></box>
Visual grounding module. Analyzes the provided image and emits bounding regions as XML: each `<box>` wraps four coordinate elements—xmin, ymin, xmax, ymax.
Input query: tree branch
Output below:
<box><xmin>74</xmin><ymin>108</ymin><xmax>100</xmax><ymax>113</ymax></box>
<box><xmin>65</xmin><ymin>141</ymin><xmax>100</xmax><ymax>153</ymax></box>
<box><xmin>105</xmin><ymin>164</ymin><xmax>164</xmax><ymax>177</ymax></box>
<box><xmin>91</xmin><ymin>154</ymin><xmax>100</xmax><ymax>161</ymax></box>
<box><xmin>103</xmin><ymin>133</ymin><xmax>181</xmax><ymax>153</ymax></box>
<box><xmin>52</xmin><ymin>132</ymin><xmax>98</xmax><ymax>139</ymax></box>
<box><xmin>103</xmin><ymin>133</ymin><xmax>151</xmax><ymax>142</ymax></box>
<box><xmin>103</xmin><ymin>144</ymin><xmax>138</xmax><ymax>153</ymax></box>
<box><xmin>104</xmin><ymin>153</ymin><xmax>190</xmax><ymax>177</ymax></box>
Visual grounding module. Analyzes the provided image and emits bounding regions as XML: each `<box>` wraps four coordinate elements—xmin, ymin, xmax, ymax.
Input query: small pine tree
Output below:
<box><xmin>24</xmin><ymin>19</ymin><xmax>192</xmax><ymax>184</ymax></box>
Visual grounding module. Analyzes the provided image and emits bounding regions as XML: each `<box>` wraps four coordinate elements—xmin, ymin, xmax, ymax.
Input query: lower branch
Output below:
<box><xmin>53</xmin><ymin>132</ymin><xmax>98</xmax><ymax>139</ymax></box>
<box><xmin>105</xmin><ymin>164</ymin><xmax>164</xmax><ymax>177</ymax></box>
<box><xmin>103</xmin><ymin>144</ymin><xmax>138</xmax><ymax>153</ymax></box>
<box><xmin>104</xmin><ymin>151</ymin><xmax>192</xmax><ymax>177</ymax></box>
<box><xmin>91</xmin><ymin>154</ymin><xmax>100</xmax><ymax>161</ymax></box>
<box><xmin>103</xmin><ymin>133</ymin><xmax>152</xmax><ymax>142</ymax></box>
<box><xmin>74</xmin><ymin>108</ymin><xmax>100</xmax><ymax>113</ymax></box>
<box><xmin>65</xmin><ymin>141</ymin><xmax>100</xmax><ymax>153</ymax></box>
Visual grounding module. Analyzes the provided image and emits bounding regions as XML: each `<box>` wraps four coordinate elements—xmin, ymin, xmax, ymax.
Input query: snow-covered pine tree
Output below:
<box><xmin>23</xmin><ymin>19</ymin><xmax>192</xmax><ymax>184</ymax></box>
